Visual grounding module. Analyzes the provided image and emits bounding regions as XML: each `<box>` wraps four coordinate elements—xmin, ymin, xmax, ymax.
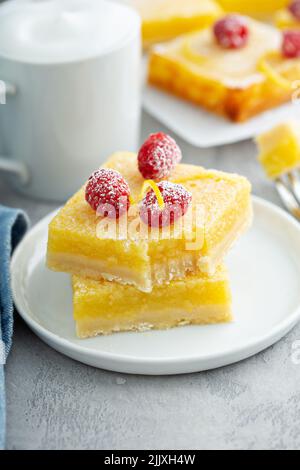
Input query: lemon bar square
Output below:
<box><xmin>256</xmin><ymin>121</ymin><xmax>300</xmax><ymax>179</ymax></box>
<box><xmin>73</xmin><ymin>264</ymin><xmax>232</xmax><ymax>338</ymax></box>
<box><xmin>47</xmin><ymin>152</ymin><xmax>251</xmax><ymax>292</ymax></box>
<box><xmin>128</xmin><ymin>0</ymin><xmax>222</xmax><ymax>48</ymax></box>
<box><xmin>148</xmin><ymin>17</ymin><xmax>300</xmax><ymax>122</ymax></box>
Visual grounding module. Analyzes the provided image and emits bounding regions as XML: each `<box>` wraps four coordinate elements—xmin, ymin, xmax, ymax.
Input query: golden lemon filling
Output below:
<box><xmin>47</xmin><ymin>152</ymin><xmax>252</xmax><ymax>292</ymax></box>
<box><xmin>128</xmin><ymin>0</ymin><xmax>222</xmax><ymax>47</ymax></box>
<box><xmin>73</xmin><ymin>265</ymin><xmax>232</xmax><ymax>338</ymax></box>
<box><xmin>148</xmin><ymin>17</ymin><xmax>300</xmax><ymax>122</ymax></box>
<box><xmin>256</xmin><ymin>121</ymin><xmax>300</xmax><ymax>179</ymax></box>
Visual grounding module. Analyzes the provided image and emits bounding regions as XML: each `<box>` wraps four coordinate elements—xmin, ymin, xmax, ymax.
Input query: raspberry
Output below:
<box><xmin>213</xmin><ymin>15</ymin><xmax>249</xmax><ymax>49</ymax></box>
<box><xmin>139</xmin><ymin>181</ymin><xmax>192</xmax><ymax>228</ymax></box>
<box><xmin>85</xmin><ymin>168</ymin><xmax>130</xmax><ymax>218</ymax></box>
<box><xmin>289</xmin><ymin>1</ymin><xmax>300</xmax><ymax>20</ymax></box>
<box><xmin>282</xmin><ymin>30</ymin><xmax>300</xmax><ymax>58</ymax></box>
<box><xmin>138</xmin><ymin>132</ymin><xmax>182</xmax><ymax>181</ymax></box>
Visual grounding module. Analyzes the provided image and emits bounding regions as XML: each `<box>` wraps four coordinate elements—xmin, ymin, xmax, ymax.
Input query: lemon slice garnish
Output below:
<box><xmin>258</xmin><ymin>51</ymin><xmax>292</xmax><ymax>92</ymax></box>
<box><xmin>181</xmin><ymin>36</ymin><xmax>207</xmax><ymax>66</ymax></box>
<box><xmin>140</xmin><ymin>180</ymin><xmax>165</xmax><ymax>209</ymax></box>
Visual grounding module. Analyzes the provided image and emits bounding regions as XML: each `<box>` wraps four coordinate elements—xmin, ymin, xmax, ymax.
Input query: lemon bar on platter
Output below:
<box><xmin>128</xmin><ymin>0</ymin><xmax>222</xmax><ymax>48</ymax></box>
<box><xmin>73</xmin><ymin>265</ymin><xmax>232</xmax><ymax>338</ymax></box>
<box><xmin>148</xmin><ymin>15</ymin><xmax>300</xmax><ymax>122</ymax></box>
<box><xmin>256</xmin><ymin>121</ymin><xmax>300</xmax><ymax>179</ymax></box>
<box><xmin>47</xmin><ymin>149</ymin><xmax>251</xmax><ymax>292</ymax></box>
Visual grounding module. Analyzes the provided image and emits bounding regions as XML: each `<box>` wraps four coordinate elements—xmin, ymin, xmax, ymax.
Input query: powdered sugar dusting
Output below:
<box><xmin>140</xmin><ymin>180</ymin><xmax>192</xmax><ymax>228</ymax></box>
<box><xmin>138</xmin><ymin>132</ymin><xmax>182</xmax><ymax>180</ymax></box>
<box><xmin>214</xmin><ymin>15</ymin><xmax>249</xmax><ymax>50</ymax></box>
<box><xmin>85</xmin><ymin>168</ymin><xmax>130</xmax><ymax>218</ymax></box>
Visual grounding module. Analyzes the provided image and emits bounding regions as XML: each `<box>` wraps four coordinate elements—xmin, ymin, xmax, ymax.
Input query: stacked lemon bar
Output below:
<box><xmin>47</xmin><ymin>133</ymin><xmax>252</xmax><ymax>338</ymax></box>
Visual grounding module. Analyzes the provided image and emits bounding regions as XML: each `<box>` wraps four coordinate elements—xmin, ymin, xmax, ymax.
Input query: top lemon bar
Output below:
<box><xmin>128</xmin><ymin>0</ymin><xmax>222</xmax><ymax>48</ymax></box>
<box><xmin>47</xmin><ymin>152</ymin><xmax>252</xmax><ymax>292</ymax></box>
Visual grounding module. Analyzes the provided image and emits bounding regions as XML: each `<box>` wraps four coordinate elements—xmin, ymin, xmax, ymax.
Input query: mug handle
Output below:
<box><xmin>0</xmin><ymin>80</ymin><xmax>29</xmax><ymax>184</ymax></box>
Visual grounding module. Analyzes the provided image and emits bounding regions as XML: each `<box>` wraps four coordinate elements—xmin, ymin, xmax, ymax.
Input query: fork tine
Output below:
<box><xmin>287</xmin><ymin>171</ymin><xmax>300</xmax><ymax>204</ymax></box>
<box><xmin>276</xmin><ymin>176</ymin><xmax>300</xmax><ymax>220</ymax></box>
<box><xmin>295</xmin><ymin>168</ymin><xmax>300</xmax><ymax>185</ymax></box>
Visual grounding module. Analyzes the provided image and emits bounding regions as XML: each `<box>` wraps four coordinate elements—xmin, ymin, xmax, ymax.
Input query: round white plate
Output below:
<box><xmin>11</xmin><ymin>196</ymin><xmax>300</xmax><ymax>375</ymax></box>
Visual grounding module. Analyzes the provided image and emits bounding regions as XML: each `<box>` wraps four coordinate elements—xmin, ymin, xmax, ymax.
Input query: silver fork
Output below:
<box><xmin>276</xmin><ymin>170</ymin><xmax>300</xmax><ymax>220</ymax></box>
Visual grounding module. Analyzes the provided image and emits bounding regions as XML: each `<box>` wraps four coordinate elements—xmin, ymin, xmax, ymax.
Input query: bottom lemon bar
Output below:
<box><xmin>72</xmin><ymin>265</ymin><xmax>232</xmax><ymax>338</ymax></box>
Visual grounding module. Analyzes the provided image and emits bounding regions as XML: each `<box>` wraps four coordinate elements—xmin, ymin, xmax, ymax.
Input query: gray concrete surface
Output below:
<box><xmin>1</xmin><ymin>112</ymin><xmax>300</xmax><ymax>450</ymax></box>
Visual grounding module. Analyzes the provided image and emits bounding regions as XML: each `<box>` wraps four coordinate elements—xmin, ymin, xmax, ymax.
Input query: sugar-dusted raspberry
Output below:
<box><xmin>138</xmin><ymin>132</ymin><xmax>182</xmax><ymax>181</ymax></box>
<box><xmin>213</xmin><ymin>15</ymin><xmax>249</xmax><ymax>49</ymax></box>
<box><xmin>289</xmin><ymin>0</ymin><xmax>300</xmax><ymax>20</ymax></box>
<box><xmin>282</xmin><ymin>30</ymin><xmax>300</xmax><ymax>58</ymax></box>
<box><xmin>85</xmin><ymin>168</ymin><xmax>130</xmax><ymax>218</ymax></box>
<box><xmin>139</xmin><ymin>181</ymin><xmax>192</xmax><ymax>228</ymax></box>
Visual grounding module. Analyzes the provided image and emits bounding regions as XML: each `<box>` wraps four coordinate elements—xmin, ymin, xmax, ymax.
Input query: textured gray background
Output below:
<box><xmin>1</xmin><ymin>111</ymin><xmax>300</xmax><ymax>450</ymax></box>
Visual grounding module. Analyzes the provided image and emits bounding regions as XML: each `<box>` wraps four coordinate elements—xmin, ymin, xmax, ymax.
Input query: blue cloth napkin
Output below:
<box><xmin>0</xmin><ymin>205</ymin><xmax>29</xmax><ymax>450</ymax></box>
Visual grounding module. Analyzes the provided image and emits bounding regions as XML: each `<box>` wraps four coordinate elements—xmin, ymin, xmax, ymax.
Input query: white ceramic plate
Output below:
<box><xmin>11</xmin><ymin>196</ymin><xmax>300</xmax><ymax>375</ymax></box>
<box><xmin>143</xmin><ymin>86</ymin><xmax>300</xmax><ymax>148</ymax></box>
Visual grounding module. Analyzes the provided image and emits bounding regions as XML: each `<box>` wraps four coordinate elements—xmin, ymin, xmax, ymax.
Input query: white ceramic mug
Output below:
<box><xmin>0</xmin><ymin>0</ymin><xmax>141</xmax><ymax>201</ymax></box>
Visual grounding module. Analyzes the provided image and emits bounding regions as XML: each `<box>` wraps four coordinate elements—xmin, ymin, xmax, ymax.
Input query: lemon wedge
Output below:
<box><xmin>181</xmin><ymin>36</ymin><xmax>207</xmax><ymax>65</ymax></box>
<box><xmin>258</xmin><ymin>51</ymin><xmax>292</xmax><ymax>92</ymax></box>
